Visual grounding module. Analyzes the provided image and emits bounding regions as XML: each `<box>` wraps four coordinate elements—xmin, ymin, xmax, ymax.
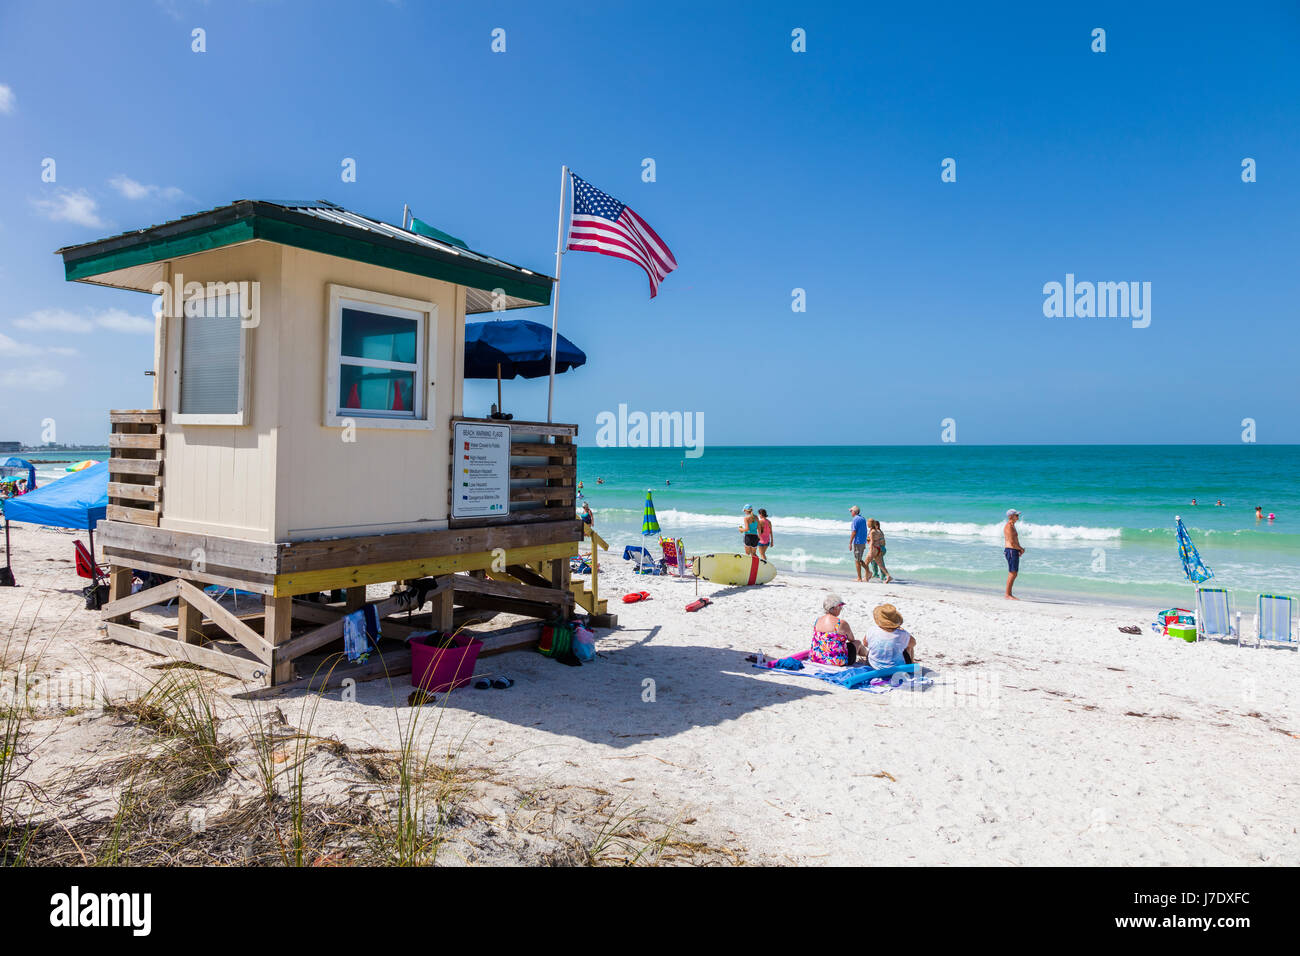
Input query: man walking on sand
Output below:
<box><xmin>849</xmin><ymin>505</ymin><xmax>870</xmax><ymax>582</ymax></box>
<box><xmin>1003</xmin><ymin>508</ymin><xmax>1025</xmax><ymax>600</ymax></box>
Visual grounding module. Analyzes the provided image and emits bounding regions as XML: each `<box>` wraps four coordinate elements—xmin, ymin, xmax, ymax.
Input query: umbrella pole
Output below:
<box><xmin>497</xmin><ymin>363</ymin><xmax>502</xmax><ymax>414</ymax></box>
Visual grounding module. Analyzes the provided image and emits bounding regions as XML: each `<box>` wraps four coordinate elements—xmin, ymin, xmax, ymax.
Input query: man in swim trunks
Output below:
<box><xmin>739</xmin><ymin>505</ymin><xmax>759</xmax><ymax>556</ymax></box>
<box><xmin>1003</xmin><ymin>508</ymin><xmax>1024</xmax><ymax>600</ymax></box>
<box><xmin>849</xmin><ymin>505</ymin><xmax>869</xmax><ymax>581</ymax></box>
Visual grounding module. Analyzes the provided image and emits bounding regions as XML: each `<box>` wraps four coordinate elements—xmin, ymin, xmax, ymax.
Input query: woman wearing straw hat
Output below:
<box><xmin>865</xmin><ymin>604</ymin><xmax>915</xmax><ymax>669</ymax></box>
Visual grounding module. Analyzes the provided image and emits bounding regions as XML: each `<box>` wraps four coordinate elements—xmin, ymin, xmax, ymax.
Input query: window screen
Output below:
<box><xmin>180</xmin><ymin>296</ymin><xmax>242</xmax><ymax>416</ymax></box>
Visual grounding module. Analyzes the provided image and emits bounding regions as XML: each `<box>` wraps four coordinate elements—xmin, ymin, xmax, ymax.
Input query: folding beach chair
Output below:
<box><xmin>1253</xmin><ymin>594</ymin><xmax>1298</xmax><ymax>650</ymax></box>
<box><xmin>659</xmin><ymin>536</ymin><xmax>692</xmax><ymax>574</ymax></box>
<box><xmin>73</xmin><ymin>539</ymin><xmax>107</xmax><ymax>589</ymax></box>
<box><xmin>1195</xmin><ymin>587</ymin><xmax>1236</xmax><ymax>643</ymax></box>
<box><xmin>74</xmin><ymin>539</ymin><xmax>111</xmax><ymax>610</ymax></box>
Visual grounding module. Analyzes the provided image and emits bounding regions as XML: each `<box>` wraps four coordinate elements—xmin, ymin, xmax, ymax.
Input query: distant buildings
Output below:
<box><xmin>0</xmin><ymin>441</ymin><xmax>20</xmax><ymax>453</ymax></box>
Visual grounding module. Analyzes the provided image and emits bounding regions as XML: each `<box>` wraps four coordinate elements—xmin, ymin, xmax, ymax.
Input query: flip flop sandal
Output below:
<box><xmin>1117</xmin><ymin>625</ymin><xmax>1142</xmax><ymax>635</ymax></box>
<box><xmin>474</xmin><ymin>677</ymin><xmax>515</xmax><ymax>689</ymax></box>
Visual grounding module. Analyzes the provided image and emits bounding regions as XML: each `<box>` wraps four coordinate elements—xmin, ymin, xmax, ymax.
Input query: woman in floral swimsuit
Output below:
<box><xmin>809</xmin><ymin>593</ymin><xmax>863</xmax><ymax>666</ymax></box>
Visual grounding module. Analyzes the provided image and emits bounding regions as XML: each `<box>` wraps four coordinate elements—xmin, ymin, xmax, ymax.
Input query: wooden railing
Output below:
<box><xmin>107</xmin><ymin>409</ymin><xmax>164</xmax><ymax>527</ymax></box>
<box><xmin>573</xmin><ymin>523</ymin><xmax>609</xmax><ymax>618</ymax></box>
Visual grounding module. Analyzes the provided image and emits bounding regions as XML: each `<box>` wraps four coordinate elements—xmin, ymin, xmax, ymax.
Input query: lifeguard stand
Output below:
<box><xmin>56</xmin><ymin>200</ymin><xmax>610</xmax><ymax>687</ymax></box>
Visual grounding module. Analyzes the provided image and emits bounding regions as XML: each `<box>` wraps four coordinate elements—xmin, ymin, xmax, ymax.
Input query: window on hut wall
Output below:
<box><xmin>325</xmin><ymin>285</ymin><xmax>437</xmax><ymax>429</ymax></box>
<box><xmin>174</xmin><ymin>290</ymin><xmax>249</xmax><ymax>425</ymax></box>
<box><xmin>338</xmin><ymin>306</ymin><xmax>419</xmax><ymax>417</ymax></box>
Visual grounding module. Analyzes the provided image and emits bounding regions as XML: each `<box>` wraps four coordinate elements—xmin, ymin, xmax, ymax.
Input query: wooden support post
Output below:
<box><xmin>436</xmin><ymin>578</ymin><xmax>454</xmax><ymax>634</ymax></box>
<box><xmin>345</xmin><ymin>586</ymin><xmax>366</xmax><ymax>611</ymax></box>
<box><xmin>265</xmin><ymin>595</ymin><xmax>294</xmax><ymax>686</ymax></box>
<box><xmin>106</xmin><ymin>566</ymin><xmax>133</xmax><ymax>624</ymax></box>
<box><xmin>177</xmin><ymin>597</ymin><xmax>201</xmax><ymax>645</ymax></box>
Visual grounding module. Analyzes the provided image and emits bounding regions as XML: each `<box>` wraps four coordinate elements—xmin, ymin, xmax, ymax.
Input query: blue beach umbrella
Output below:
<box><xmin>1175</xmin><ymin>515</ymin><xmax>1214</xmax><ymax>584</ymax></box>
<box><xmin>463</xmin><ymin>318</ymin><xmax>586</xmax><ymax>415</ymax></box>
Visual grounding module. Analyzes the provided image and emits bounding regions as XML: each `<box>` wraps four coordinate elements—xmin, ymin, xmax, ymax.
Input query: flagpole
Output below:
<box><xmin>546</xmin><ymin>165</ymin><xmax>569</xmax><ymax>423</ymax></box>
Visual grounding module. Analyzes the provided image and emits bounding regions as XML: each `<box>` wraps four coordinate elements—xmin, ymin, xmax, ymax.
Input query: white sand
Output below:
<box><xmin>4</xmin><ymin>522</ymin><xmax>1298</xmax><ymax>865</ymax></box>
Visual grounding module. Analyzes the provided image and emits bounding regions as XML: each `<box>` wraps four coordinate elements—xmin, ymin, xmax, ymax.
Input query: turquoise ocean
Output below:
<box><xmin>575</xmin><ymin>445</ymin><xmax>1300</xmax><ymax>610</ymax></box>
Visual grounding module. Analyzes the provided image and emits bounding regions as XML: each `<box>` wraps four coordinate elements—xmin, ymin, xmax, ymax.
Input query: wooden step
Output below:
<box><xmin>110</xmin><ymin>409</ymin><xmax>163</xmax><ymax>425</ymax></box>
<box><xmin>108</xmin><ymin>457</ymin><xmax>163</xmax><ymax>476</ymax></box>
<box><xmin>109</xmin><ymin>433</ymin><xmax>163</xmax><ymax>450</ymax></box>
<box><xmin>108</xmin><ymin>481</ymin><xmax>161</xmax><ymax>503</ymax></box>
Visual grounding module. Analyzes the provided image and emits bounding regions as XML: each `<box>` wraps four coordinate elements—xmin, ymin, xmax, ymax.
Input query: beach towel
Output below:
<box><xmin>343</xmin><ymin>605</ymin><xmax>382</xmax><ymax>663</ymax></box>
<box><xmin>753</xmin><ymin>658</ymin><xmax>931</xmax><ymax>694</ymax></box>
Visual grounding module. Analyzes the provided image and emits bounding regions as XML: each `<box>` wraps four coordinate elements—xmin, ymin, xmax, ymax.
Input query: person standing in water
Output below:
<box><xmin>849</xmin><ymin>505</ymin><xmax>870</xmax><ymax>581</ymax></box>
<box><xmin>1003</xmin><ymin>509</ymin><xmax>1025</xmax><ymax>600</ymax></box>
<box><xmin>739</xmin><ymin>505</ymin><xmax>759</xmax><ymax>556</ymax></box>
<box><xmin>867</xmin><ymin>518</ymin><xmax>893</xmax><ymax>583</ymax></box>
<box><xmin>757</xmin><ymin>508</ymin><xmax>773</xmax><ymax>562</ymax></box>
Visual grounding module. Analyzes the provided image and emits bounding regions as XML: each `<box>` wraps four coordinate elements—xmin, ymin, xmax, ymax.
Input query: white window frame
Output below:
<box><xmin>171</xmin><ymin>288</ymin><xmax>251</xmax><ymax>426</ymax></box>
<box><xmin>324</xmin><ymin>284</ymin><xmax>438</xmax><ymax>431</ymax></box>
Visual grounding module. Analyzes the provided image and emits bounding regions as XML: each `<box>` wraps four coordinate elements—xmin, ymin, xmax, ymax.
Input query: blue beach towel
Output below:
<box><xmin>343</xmin><ymin>605</ymin><xmax>382</xmax><ymax>663</ymax></box>
<box><xmin>754</xmin><ymin>658</ymin><xmax>931</xmax><ymax>693</ymax></box>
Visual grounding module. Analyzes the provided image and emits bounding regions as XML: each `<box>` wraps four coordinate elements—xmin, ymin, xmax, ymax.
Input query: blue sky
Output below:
<box><xmin>1</xmin><ymin>0</ymin><xmax>1297</xmax><ymax>445</ymax></box>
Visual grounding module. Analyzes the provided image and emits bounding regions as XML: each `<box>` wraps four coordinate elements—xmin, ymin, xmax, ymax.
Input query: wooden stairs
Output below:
<box><xmin>570</xmin><ymin>524</ymin><xmax>614</xmax><ymax>626</ymax></box>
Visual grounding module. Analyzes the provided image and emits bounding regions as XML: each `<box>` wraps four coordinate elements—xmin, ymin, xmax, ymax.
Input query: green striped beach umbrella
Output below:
<box><xmin>641</xmin><ymin>490</ymin><xmax>661</xmax><ymax>536</ymax></box>
<box><xmin>639</xmin><ymin>491</ymin><xmax>661</xmax><ymax>573</ymax></box>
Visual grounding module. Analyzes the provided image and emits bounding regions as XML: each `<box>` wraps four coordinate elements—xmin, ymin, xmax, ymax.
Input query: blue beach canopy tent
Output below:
<box><xmin>0</xmin><ymin>457</ymin><xmax>37</xmax><ymax>494</ymax></box>
<box><xmin>3</xmin><ymin>462</ymin><xmax>110</xmax><ymax>579</ymax></box>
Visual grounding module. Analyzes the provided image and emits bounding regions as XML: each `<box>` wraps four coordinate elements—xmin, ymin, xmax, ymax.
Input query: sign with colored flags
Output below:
<box><xmin>1175</xmin><ymin>516</ymin><xmax>1214</xmax><ymax>584</ymax></box>
<box><xmin>567</xmin><ymin>173</ymin><xmax>678</xmax><ymax>297</ymax></box>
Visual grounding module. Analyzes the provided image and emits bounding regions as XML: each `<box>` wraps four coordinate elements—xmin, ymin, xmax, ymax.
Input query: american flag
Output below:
<box><xmin>567</xmin><ymin>173</ymin><xmax>678</xmax><ymax>297</ymax></box>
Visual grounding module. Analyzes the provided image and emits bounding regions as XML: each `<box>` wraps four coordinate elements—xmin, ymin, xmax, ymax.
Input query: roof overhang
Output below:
<box><xmin>55</xmin><ymin>200</ymin><xmax>553</xmax><ymax>313</ymax></box>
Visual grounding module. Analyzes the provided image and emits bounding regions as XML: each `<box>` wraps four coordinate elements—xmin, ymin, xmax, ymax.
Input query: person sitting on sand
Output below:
<box><xmin>867</xmin><ymin>518</ymin><xmax>893</xmax><ymax>583</ymax></box>
<box><xmin>810</xmin><ymin>593</ymin><xmax>863</xmax><ymax>666</ymax></box>
<box><xmin>864</xmin><ymin>604</ymin><xmax>915</xmax><ymax>668</ymax></box>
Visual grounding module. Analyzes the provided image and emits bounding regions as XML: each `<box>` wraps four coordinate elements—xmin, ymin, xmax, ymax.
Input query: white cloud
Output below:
<box><xmin>0</xmin><ymin>331</ymin><xmax>41</xmax><ymax>356</ymax></box>
<box><xmin>13</xmin><ymin>306</ymin><xmax>153</xmax><ymax>337</ymax></box>
<box><xmin>0</xmin><ymin>367</ymin><xmax>68</xmax><ymax>391</ymax></box>
<box><xmin>14</xmin><ymin>309</ymin><xmax>93</xmax><ymax>333</ymax></box>
<box><xmin>0</xmin><ymin>85</ymin><xmax>14</xmax><ymax>115</ymax></box>
<box><xmin>31</xmin><ymin>188</ymin><xmax>106</xmax><ymax>228</ymax></box>
<box><xmin>94</xmin><ymin>308</ymin><xmax>155</xmax><ymax>334</ymax></box>
<box><xmin>110</xmin><ymin>175</ymin><xmax>186</xmax><ymax>202</ymax></box>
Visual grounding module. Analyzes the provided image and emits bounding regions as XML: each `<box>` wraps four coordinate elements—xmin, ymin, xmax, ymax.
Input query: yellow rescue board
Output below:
<box><xmin>693</xmin><ymin>552</ymin><xmax>777</xmax><ymax>586</ymax></box>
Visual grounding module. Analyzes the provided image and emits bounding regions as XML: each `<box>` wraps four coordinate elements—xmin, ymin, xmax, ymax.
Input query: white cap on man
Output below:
<box><xmin>1006</xmin><ymin>508</ymin><xmax>1021</xmax><ymax>518</ymax></box>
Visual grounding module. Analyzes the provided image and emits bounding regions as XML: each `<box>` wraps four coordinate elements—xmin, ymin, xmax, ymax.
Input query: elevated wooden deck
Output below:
<box><xmin>99</xmin><ymin>412</ymin><xmax>615</xmax><ymax>687</ymax></box>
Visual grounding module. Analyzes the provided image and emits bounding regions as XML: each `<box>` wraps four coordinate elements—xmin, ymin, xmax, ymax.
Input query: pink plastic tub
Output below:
<box><xmin>409</xmin><ymin>633</ymin><xmax>483</xmax><ymax>693</ymax></box>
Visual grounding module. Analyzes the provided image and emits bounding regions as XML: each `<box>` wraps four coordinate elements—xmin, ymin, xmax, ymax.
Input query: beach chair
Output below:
<box><xmin>1253</xmin><ymin>594</ymin><xmax>1298</xmax><ymax>650</ymax></box>
<box><xmin>659</xmin><ymin>536</ymin><xmax>692</xmax><ymax>573</ymax></box>
<box><xmin>73</xmin><ymin>539</ymin><xmax>107</xmax><ymax>589</ymax></box>
<box><xmin>1195</xmin><ymin>587</ymin><xmax>1236</xmax><ymax>643</ymax></box>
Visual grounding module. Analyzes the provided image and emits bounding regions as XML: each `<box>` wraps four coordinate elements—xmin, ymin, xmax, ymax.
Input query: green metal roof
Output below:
<box><xmin>54</xmin><ymin>199</ymin><xmax>553</xmax><ymax>312</ymax></box>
